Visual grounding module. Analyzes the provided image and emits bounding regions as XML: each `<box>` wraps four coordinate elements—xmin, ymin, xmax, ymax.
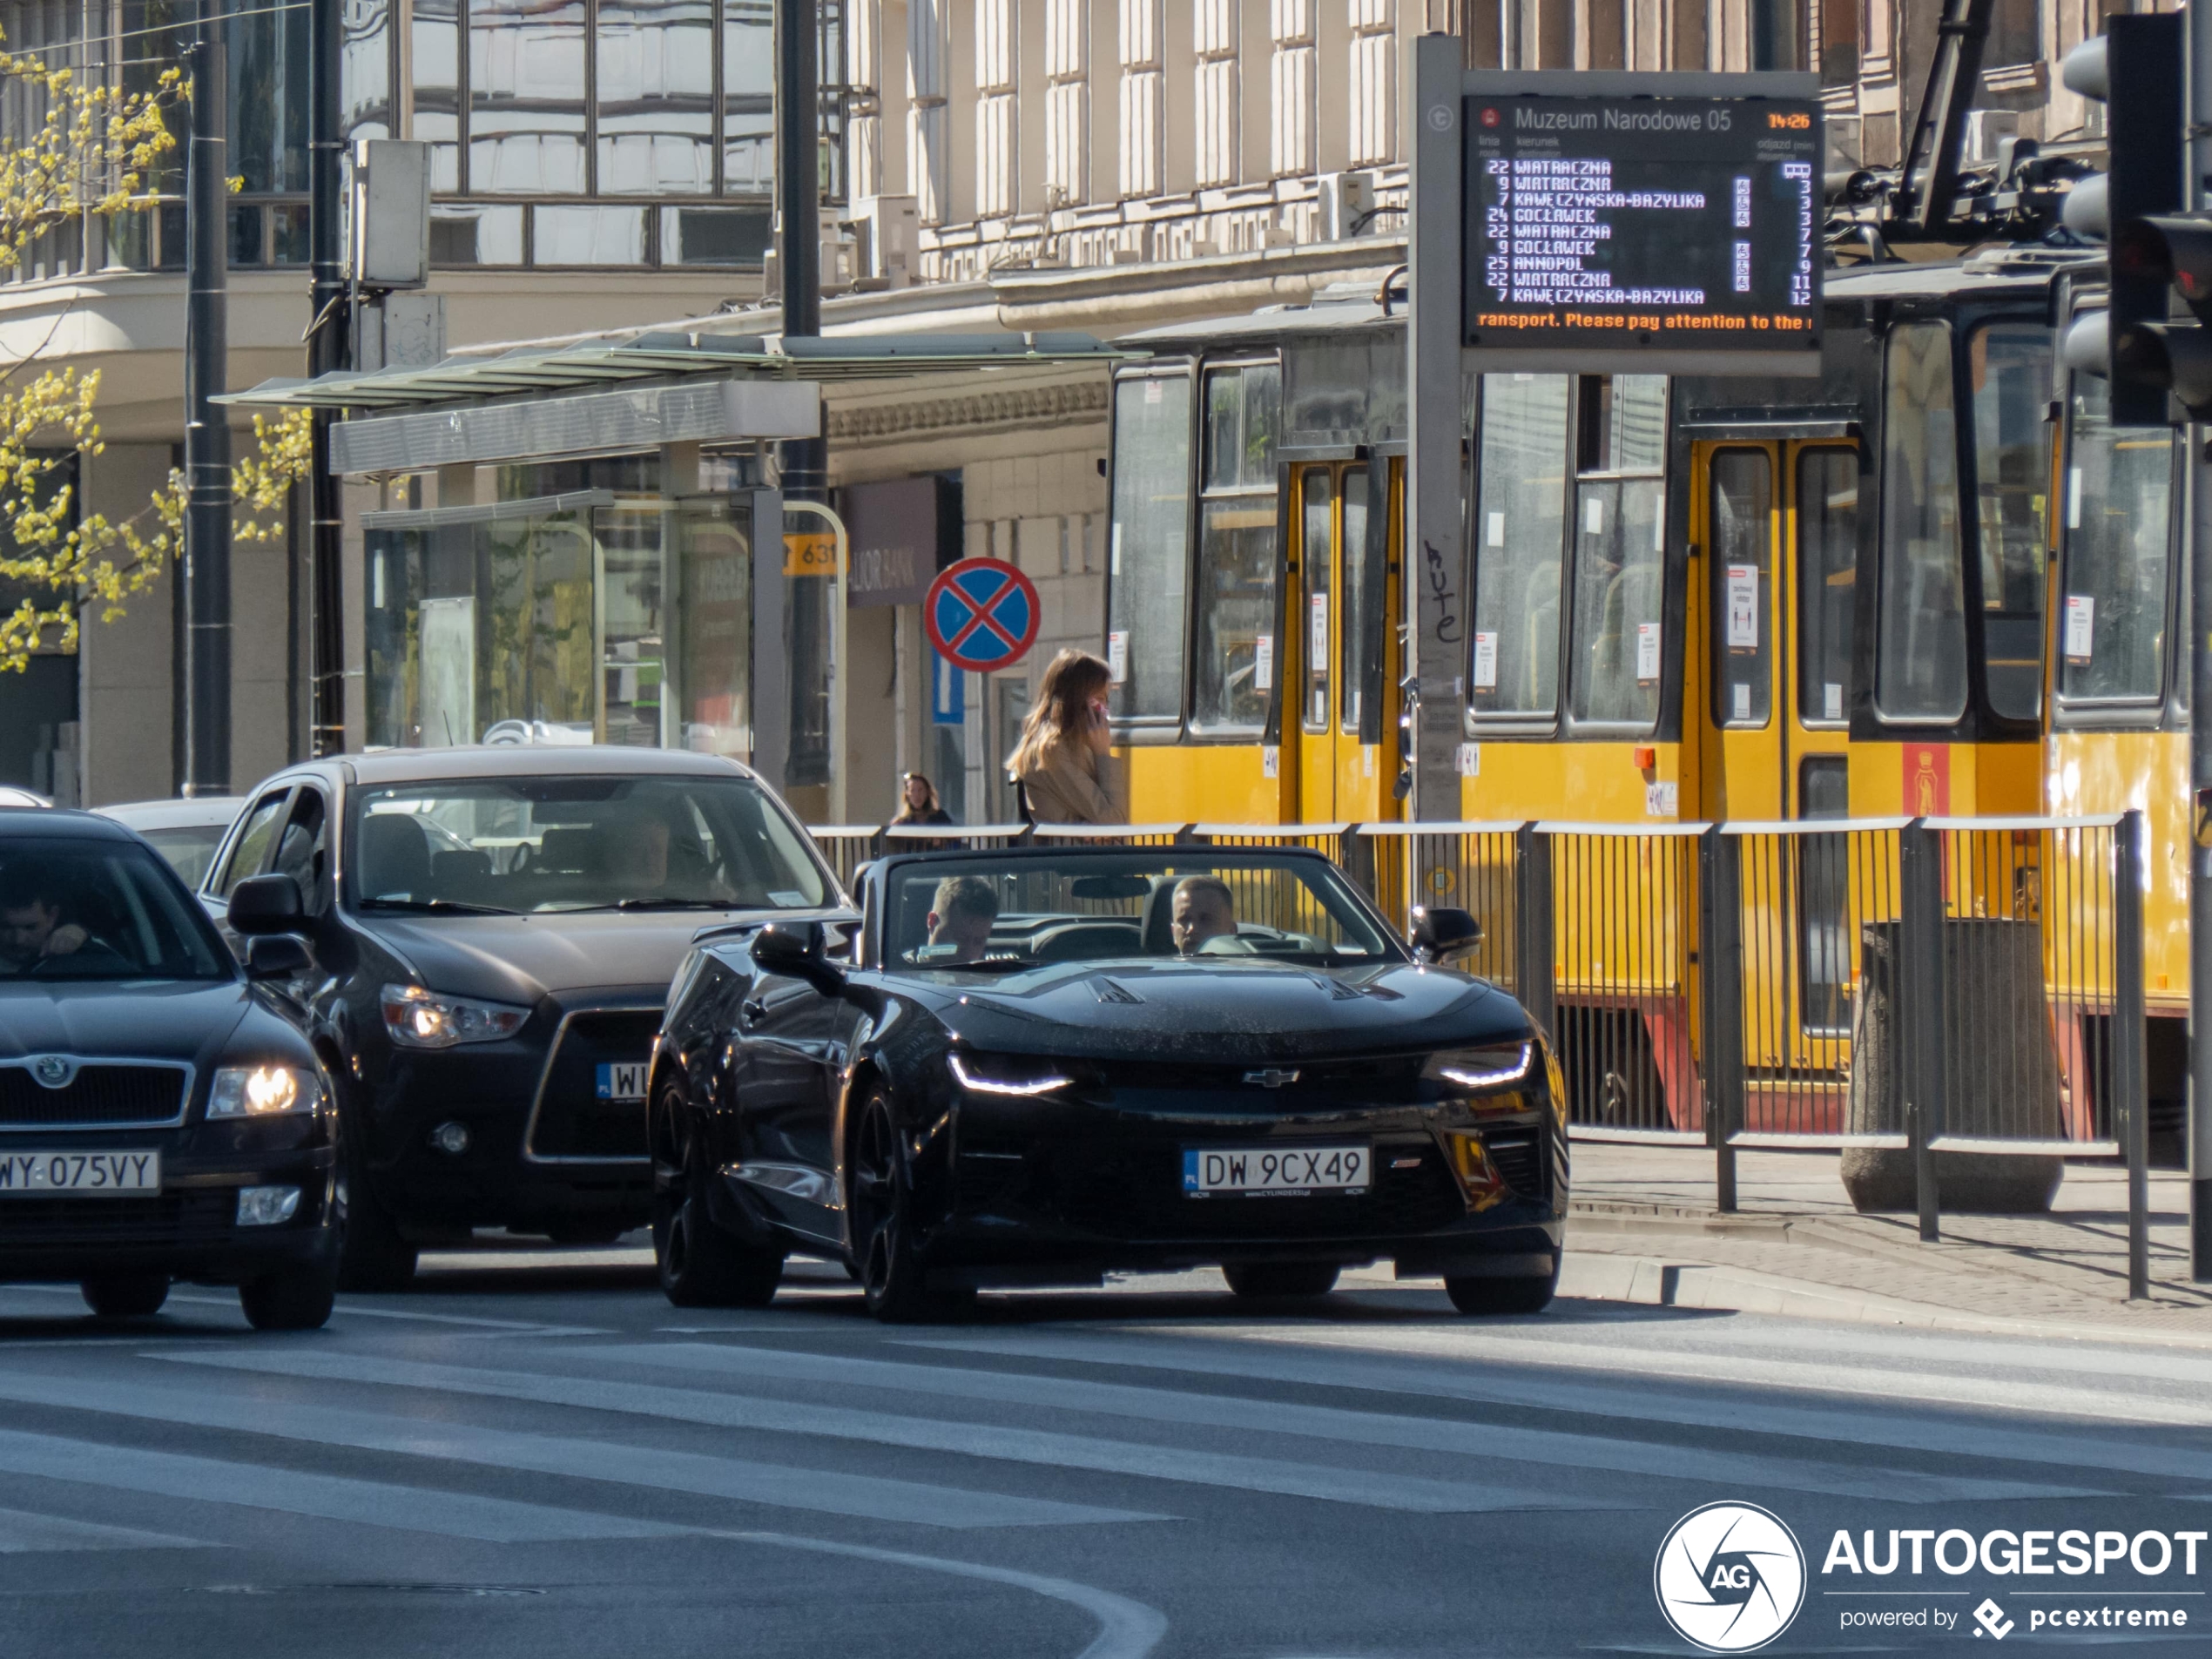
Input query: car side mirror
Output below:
<box><xmin>753</xmin><ymin>919</ymin><xmax>844</xmax><ymax>984</ymax></box>
<box><xmin>245</xmin><ymin>934</ymin><xmax>313</xmax><ymax>980</ymax></box>
<box><xmin>228</xmin><ymin>873</ymin><xmax>305</xmax><ymax>935</ymax></box>
<box><xmin>1409</xmin><ymin>906</ymin><xmax>1481</xmax><ymax>964</ymax></box>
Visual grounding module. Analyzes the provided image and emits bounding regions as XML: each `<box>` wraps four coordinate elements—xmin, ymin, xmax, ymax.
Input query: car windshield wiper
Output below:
<box><xmin>358</xmin><ymin>897</ymin><xmax>520</xmax><ymax>917</ymax></box>
<box><xmin>559</xmin><ymin>898</ymin><xmax>743</xmax><ymax>912</ymax></box>
<box><xmin>925</xmin><ymin>956</ymin><xmax>1034</xmax><ymax>973</ymax></box>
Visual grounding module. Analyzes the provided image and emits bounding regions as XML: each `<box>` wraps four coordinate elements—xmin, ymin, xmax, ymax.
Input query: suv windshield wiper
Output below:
<box><xmin>557</xmin><ymin>898</ymin><xmax>742</xmax><ymax>912</ymax></box>
<box><xmin>358</xmin><ymin>897</ymin><xmax>520</xmax><ymax>917</ymax></box>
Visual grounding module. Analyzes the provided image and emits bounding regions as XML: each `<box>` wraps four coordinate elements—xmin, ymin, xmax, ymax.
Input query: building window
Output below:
<box><xmin>1987</xmin><ymin>0</ymin><xmax>2039</xmax><ymax>68</ymax></box>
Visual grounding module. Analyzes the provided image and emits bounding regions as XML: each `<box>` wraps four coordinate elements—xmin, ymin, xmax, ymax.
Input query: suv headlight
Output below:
<box><xmin>1425</xmin><ymin>1041</ymin><xmax>1536</xmax><ymax>1094</ymax></box>
<box><xmin>208</xmin><ymin>1063</ymin><xmax>324</xmax><ymax>1118</ymax></box>
<box><xmin>381</xmin><ymin>983</ymin><xmax>530</xmax><ymax>1049</ymax></box>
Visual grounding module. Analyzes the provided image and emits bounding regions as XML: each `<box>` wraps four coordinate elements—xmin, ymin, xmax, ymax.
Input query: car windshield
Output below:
<box><xmin>352</xmin><ymin>775</ymin><xmax>831</xmax><ymax>915</ymax></box>
<box><xmin>0</xmin><ymin>839</ymin><xmax>233</xmax><ymax>981</ymax></box>
<box><xmin>138</xmin><ymin>824</ymin><xmax>231</xmax><ymax>888</ymax></box>
<box><xmin>882</xmin><ymin>852</ymin><xmax>1398</xmax><ymax>973</ymax></box>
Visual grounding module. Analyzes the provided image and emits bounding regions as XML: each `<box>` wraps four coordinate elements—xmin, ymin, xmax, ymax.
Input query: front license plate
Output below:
<box><xmin>1183</xmin><ymin>1144</ymin><xmax>1368</xmax><ymax>1197</ymax></box>
<box><xmin>596</xmin><ymin>1062</ymin><xmax>649</xmax><ymax>1103</ymax></box>
<box><xmin>0</xmin><ymin>1150</ymin><xmax>161</xmax><ymax>1197</ymax></box>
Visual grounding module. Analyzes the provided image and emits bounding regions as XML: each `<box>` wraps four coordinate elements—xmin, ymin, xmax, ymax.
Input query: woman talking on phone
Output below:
<box><xmin>1007</xmin><ymin>649</ymin><xmax>1121</xmax><ymax>825</ymax></box>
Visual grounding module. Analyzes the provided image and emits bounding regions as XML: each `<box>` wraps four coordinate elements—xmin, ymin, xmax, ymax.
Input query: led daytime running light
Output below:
<box><xmin>1435</xmin><ymin>1042</ymin><xmax>1535</xmax><ymax>1091</ymax></box>
<box><xmin>948</xmin><ymin>1052</ymin><xmax>1073</xmax><ymax>1097</ymax></box>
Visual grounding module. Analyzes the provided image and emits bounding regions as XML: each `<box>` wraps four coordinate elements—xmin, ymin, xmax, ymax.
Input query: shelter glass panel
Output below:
<box><xmin>674</xmin><ymin>499</ymin><xmax>753</xmax><ymax>760</ymax></box>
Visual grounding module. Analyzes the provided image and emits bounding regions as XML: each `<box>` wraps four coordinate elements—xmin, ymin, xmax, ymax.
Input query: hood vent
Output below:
<box><xmin>1089</xmin><ymin>977</ymin><xmax>1144</xmax><ymax>1005</ymax></box>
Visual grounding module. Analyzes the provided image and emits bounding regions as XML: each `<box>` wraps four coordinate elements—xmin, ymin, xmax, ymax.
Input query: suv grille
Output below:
<box><xmin>0</xmin><ymin>1065</ymin><xmax>188</xmax><ymax>1129</ymax></box>
<box><xmin>0</xmin><ymin>1190</ymin><xmax>233</xmax><ymax>1247</ymax></box>
<box><xmin>527</xmin><ymin>1012</ymin><xmax>658</xmax><ymax>1161</ymax></box>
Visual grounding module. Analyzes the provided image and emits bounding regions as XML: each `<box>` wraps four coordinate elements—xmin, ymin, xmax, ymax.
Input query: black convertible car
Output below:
<box><xmin>649</xmin><ymin>843</ymin><xmax>1567</xmax><ymax>1321</ymax></box>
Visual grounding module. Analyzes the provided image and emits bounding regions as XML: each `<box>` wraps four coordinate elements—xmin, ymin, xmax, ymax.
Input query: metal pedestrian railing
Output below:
<box><xmin>805</xmin><ymin>809</ymin><xmax>2152</xmax><ymax>1295</ymax></box>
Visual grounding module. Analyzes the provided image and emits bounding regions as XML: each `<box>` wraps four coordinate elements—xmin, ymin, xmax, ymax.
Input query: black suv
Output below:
<box><xmin>203</xmin><ymin>746</ymin><xmax>842</xmax><ymax>1289</ymax></box>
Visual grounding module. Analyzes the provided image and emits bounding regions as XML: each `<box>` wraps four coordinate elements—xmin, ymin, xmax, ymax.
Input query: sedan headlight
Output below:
<box><xmin>949</xmin><ymin>1052</ymin><xmax>1073</xmax><ymax>1098</ymax></box>
<box><xmin>208</xmin><ymin>1063</ymin><xmax>324</xmax><ymax>1118</ymax></box>
<box><xmin>1425</xmin><ymin>1041</ymin><xmax>1537</xmax><ymax>1094</ymax></box>
<box><xmin>381</xmin><ymin>983</ymin><xmax>530</xmax><ymax>1049</ymax></box>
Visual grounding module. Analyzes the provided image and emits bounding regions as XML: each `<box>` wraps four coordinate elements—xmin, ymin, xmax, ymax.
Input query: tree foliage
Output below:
<box><xmin>0</xmin><ymin>33</ymin><xmax>311</xmax><ymax>673</ymax></box>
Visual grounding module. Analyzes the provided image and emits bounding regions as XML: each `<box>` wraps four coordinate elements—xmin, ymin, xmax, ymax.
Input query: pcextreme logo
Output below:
<box><xmin>1655</xmin><ymin>1501</ymin><xmax>1808</xmax><ymax>1653</ymax></box>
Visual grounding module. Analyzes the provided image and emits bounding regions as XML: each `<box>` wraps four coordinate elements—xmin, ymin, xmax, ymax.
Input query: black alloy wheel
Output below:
<box><xmin>1444</xmin><ymin>1258</ymin><xmax>1560</xmax><ymax>1316</ymax></box>
<box><xmin>652</xmin><ymin>1085</ymin><xmax>782</xmax><ymax>1308</ymax></box>
<box><xmin>239</xmin><ymin>1251</ymin><xmax>340</xmax><ymax>1331</ymax></box>
<box><xmin>848</xmin><ymin>1089</ymin><xmax>967</xmax><ymax>1324</ymax></box>
<box><xmin>1222</xmin><ymin>1261</ymin><xmax>1340</xmax><ymax>1299</ymax></box>
<box><xmin>333</xmin><ymin>1093</ymin><xmax>418</xmax><ymax>1292</ymax></box>
<box><xmin>80</xmin><ymin>1273</ymin><xmax>169</xmax><ymax>1318</ymax></box>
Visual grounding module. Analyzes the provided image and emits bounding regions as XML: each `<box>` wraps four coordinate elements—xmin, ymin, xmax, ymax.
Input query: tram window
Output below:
<box><xmin>2058</xmin><ymin>374</ymin><xmax>2175</xmax><ymax>706</ymax></box>
<box><xmin>1105</xmin><ymin>374</ymin><xmax>1191</xmax><ymax>722</ymax></box>
<box><xmin>1710</xmin><ymin>448</ymin><xmax>1773</xmax><ymax>730</ymax></box>
<box><xmin>1971</xmin><ymin>324</ymin><xmax>2052</xmax><ymax>723</ymax></box>
<box><xmin>1191</xmin><ymin>361</ymin><xmax>1281</xmax><ymax>737</ymax></box>
<box><xmin>1876</xmin><ymin>322</ymin><xmax>1968</xmax><ymax>723</ymax></box>
<box><xmin>1470</xmin><ymin>374</ymin><xmax>1570</xmax><ymax>718</ymax></box>
<box><xmin>1569</xmin><ymin>477</ymin><xmax>1666</xmax><ymax>726</ymax></box>
<box><xmin>1578</xmin><ymin>374</ymin><xmax>1668</xmax><ymax>472</ymax></box>
<box><xmin>1339</xmin><ymin>467</ymin><xmax>1379</xmax><ymax>738</ymax></box>
<box><xmin>1299</xmin><ymin>468</ymin><xmax>1332</xmax><ymax>732</ymax></box>
<box><xmin>1797</xmin><ymin>448</ymin><xmax>1857</xmax><ymax>728</ymax></box>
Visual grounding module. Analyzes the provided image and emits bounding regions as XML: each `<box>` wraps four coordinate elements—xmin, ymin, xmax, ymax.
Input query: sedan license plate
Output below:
<box><xmin>1184</xmin><ymin>1144</ymin><xmax>1368</xmax><ymax>1197</ymax></box>
<box><xmin>596</xmin><ymin>1062</ymin><xmax>649</xmax><ymax>1103</ymax></box>
<box><xmin>0</xmin><ymin>1150</ymin><xmax>160</xmax><ymax>1197</ymax></box>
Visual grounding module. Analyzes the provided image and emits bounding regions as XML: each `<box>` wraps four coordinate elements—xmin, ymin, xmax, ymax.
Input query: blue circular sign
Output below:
<box><xmin>924</xmin><ymin>556</ymin><xmax>1042</xmax><ymax>673</ymax></box>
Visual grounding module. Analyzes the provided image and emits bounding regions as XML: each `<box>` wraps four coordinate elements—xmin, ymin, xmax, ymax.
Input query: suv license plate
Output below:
<box><xmin>1184</xmin><ymin>1144</ymin><xmax>1368</xmax><ymax>1197</ymax></box>
<box><xmin>0</xmin><ymin>1151</ymin><xmax>161</xmax><ymax>1197</ymax></box>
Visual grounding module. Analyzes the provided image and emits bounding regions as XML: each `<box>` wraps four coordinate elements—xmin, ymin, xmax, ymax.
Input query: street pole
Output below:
<box><xmin>2188</xmin><ymin>0</ymin><xmax>2212</xmax><ymax>1278</ymax></box>
<box><xmin>181</xmin><ymin>0</ymin><xmax>230</xmax><ymax>795</ymax></box>
<box><xmin>775</xmin><ymin>0</ymin><xmax>824</xmax><ymax>502</ymax></box>
<box><xmin>307</xmin><ymin>0</ymin><xmax>347</xmax><ymax>756</ymax></box>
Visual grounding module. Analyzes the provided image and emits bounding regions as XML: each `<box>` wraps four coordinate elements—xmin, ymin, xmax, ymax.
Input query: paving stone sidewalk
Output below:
<box><xmin>1564</xmin><ymin>1142</ymin><xmax>2212</xmax><ymax>1340</ymax></box>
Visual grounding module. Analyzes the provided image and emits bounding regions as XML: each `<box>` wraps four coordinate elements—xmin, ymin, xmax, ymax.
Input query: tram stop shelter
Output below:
<box><xmin>219</xmin><ymin>331</ymin><xmax>1127</xmax><ymax>814</ymax></box>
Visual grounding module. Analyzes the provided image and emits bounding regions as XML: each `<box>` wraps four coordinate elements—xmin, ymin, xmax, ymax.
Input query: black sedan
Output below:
<box><xmin>649</xmin><ymin>844</ymin><xmax>1566</xmax><ymax>1321</ymax></box>
<box><xmin>0</xmin><ymin>811</ymin><xmax>337</xmax><ymax>1328</ymax></box>
<box><xmin>203</xmin><ymin>746</ymin><xmax>844</xmax><ymax>1290</ymax></box>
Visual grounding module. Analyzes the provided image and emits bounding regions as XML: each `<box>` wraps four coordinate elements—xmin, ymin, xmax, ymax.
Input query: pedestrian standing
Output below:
<box><xmin>1007</xmin><ymin>649</ymin><xmax>1120</xmax><ymax>825</ymax></box>
<box><xmin>891</xmin><ymin>772</ymin><xmax>954</xmax><ymax>826</ymax></box>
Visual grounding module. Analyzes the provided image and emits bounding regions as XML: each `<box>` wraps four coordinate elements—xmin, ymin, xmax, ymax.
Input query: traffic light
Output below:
<box><xmin>2109</xmin><ymin>216</ymin><xmax>2212</xmax><ymax>419</ymax></box>
<box><xmin>2058</xmin><ymin>12</ymin><xmax>2184</xmax><ymax>426</ymax></box>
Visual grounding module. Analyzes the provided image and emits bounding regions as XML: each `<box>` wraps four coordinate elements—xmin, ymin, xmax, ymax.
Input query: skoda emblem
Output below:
<box><xmin>30</xmin><ymin>1055</ymin><xmax>74</xmax><ymax>1089</ymax></box>
<box><xmin>1243</xmin><ymin>1069</ymin><xmax>1298</xmax><ymax>1089</ymax></box>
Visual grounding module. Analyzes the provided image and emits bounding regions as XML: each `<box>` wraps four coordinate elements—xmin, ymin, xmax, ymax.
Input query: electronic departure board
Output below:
<box><xmin>1461</xmin><ymin>93</ymin><xmax>1823</xmax><ymax>368</ymax></box>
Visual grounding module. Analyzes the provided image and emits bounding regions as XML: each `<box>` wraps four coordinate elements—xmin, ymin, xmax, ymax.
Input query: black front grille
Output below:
<box><xmin>1484</xmin><ymin>1130</ymin><xmax>1546</xmax><ymax>1201</ymax></box>
<box><xmin>0</xmin><ymin>1065</ymin><xmax>187</xmax><ymax>1127</ymax></box>
<box><xmin>1051</xmin><ymin>1141</ymin><xmax>1466</xmax><ymax>1242</ymax></box>
<box><xmin>0</xmin><ymin>1189</ymin><xmax>232</xmax><ymax>1247</ymax></box>
<box><xmin>529</xmin><ymin>1012</ymin><xmax>658</xmax><ymax>1160</ymax></box>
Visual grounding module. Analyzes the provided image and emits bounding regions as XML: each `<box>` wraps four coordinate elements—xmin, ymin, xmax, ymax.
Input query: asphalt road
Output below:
<box><xmin>0</xmin><ymin>1245</ymin><xmax>2206</xmax><ymax>1657</ymax></box>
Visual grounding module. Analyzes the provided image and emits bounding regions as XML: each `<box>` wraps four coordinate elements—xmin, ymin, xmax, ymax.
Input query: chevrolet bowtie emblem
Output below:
<box><xmin>1243</xmin><ymin>1069</ymin><xmax>1298</xmax><ymax>1089</ymax></box>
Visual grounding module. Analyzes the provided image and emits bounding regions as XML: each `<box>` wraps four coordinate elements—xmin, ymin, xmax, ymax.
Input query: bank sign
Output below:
<box><xmin>1462</xmin><ymin>92</ymin><xmax>1822</xmax><ymax>364</ymax></box>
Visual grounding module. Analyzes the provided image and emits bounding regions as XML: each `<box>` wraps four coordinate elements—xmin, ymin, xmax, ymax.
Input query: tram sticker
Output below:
<box><xmin>1645</xmin><ymin>781</ymin><xmax>1679</xmax><ymax>818</ymax></box>
<box><xmin>1732</xmin><ymin>680</ymin><xmax>1752</xmax><ymax>722</ymax></box>
<box><xmin>1108</xmin><ymin>630</ymin><xmax>1129</xmax><ymax>684</ymax></box>
<box><xmin>1455</xmin><ymin>743</ymin><xmax>1480</xmax><ymax>778</ymax></box>
<box><xmin>1473</xmin><ymin>632</ymin><xmax>1500</xmax><ymax>690</ymax></box>
<box><xmin>1725</xmin><ymin>565</ymin><xmax>1760</xmax><ymax>650</ymax></box>
<box><xmin>1653</xmin><ymin>489</ymin><xmax>1667</xmax><ymax>550</ymax></box>
<box><xmin>1364</xmin><ymin>745</ymin><xmax>1377</xmax><ymax>778</ymax></box>
<box><xmin>1635</xmin><ymin>622</ymin><xmax>1662</xmax><ymax>684</ymax></box>
<box><xmin>1309</xmin><ymin>594</ymin><xmax>1329</xmax><ymax>669</ymax></box>
<box><xmin>1584</xmin><ymin>496</ymin><xmax>1607</xmax><ymax>535</ymax></box>
<box><xmin>1486</xmin><ymin>511</ymin><xmax>1507</xmax><ymax>549</ymax></box>
<box><xmin>2064</xmin><ymin>595</ymin><xmax>2095</xmax><ymax>664</ymax></box>
<box><xmin>1254</xmin><ymin>632</ymin><xmax>1274</xmax><ymax>691</ymax></box>
<box><xmin>1823</xmin><ymin>681</ymin><xmax>1844</xmax><ymax>722</ymax></box>
<box><xmin>1262</xmin><ymin>745</ymin><xmax>1279</xmax><ymax>779</ymax></box>
<box><xmin>2067</xmin><ymin>468</ymin><xmax>2084</xmax><ymax>530</ymax></box>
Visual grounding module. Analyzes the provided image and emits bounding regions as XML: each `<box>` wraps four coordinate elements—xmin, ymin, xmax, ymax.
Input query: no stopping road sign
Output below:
<box><xmin>925</xmin><ymin>556</ymin><xmax>1041</xmax><ymax>673</ymax></box>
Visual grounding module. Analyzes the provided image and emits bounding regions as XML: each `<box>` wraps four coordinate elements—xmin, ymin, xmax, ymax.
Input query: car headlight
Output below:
<box><xmin>948</xmin><ymin>1052</ymin><xmax>1073</xmax><ymax>1098</ymax></box>
<box><xmin>208</xmin><ymin>1063</ymin><xmax>324</xmax><ymax>1118</ymax></box>
<box><xmin>381</xmin><ymin>983</ymin><xmax>530</xmax><ymax>1049</ymax></box>
<box><xmin>1425</xmin><ymin>1041</ymin><xmax>1537</xmax><ymax>1094</ymax></box>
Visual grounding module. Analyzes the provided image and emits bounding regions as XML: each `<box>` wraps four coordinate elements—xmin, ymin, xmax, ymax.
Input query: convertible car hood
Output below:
<box><xmin>360</xmin><ymin>910</ymin><xmax>750</xmax><ymax>1006</ymax></box>
<box><xmin>0</xmin><ymin>978</ymin><xmax>254</xmax><ymax>1069</ymax></box>
<box><xmin>906</xmin><ymin>957</ymin><xmax>1524</xmax><ymax>1062</ymax></box>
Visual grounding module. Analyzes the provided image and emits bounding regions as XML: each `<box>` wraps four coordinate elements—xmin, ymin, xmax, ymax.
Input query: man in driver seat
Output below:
<box><xmin>920</xmin><ymin>875</ymin><xmax>999</xmax><ymax>965</ymax></box>
<box><xmin>0</xmin><ymin>867</ymin><xmax>101</xmax><ymax>973</ymax></box>
<box><xmin>1170</xmin><ymin>874</ymin><xmax>1246</xmax><ymax>955</ymax></box>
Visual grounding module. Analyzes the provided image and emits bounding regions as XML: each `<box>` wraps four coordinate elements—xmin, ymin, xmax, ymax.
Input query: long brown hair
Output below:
<box><xmin>1008</xmin><ymin>649</ymin><xmax>1110</xmax><ymax>777</ymax></box>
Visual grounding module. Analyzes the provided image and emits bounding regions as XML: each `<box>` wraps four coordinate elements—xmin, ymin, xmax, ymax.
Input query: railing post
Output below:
<box><xmin>1514</xmin><ymin>822</ymin><xmax>1555</xmax><ymax>1042</ymax></box>
<box><xmin>1700</xmin><ymin>826</ymin><xmax>1744</xmax><ymax>1213</ymax></box>
<box><xmin>2117</xmin><ymin>809</ymin><xmax>2150</xmax><ymax>1300</ymax></box>
<box><xmin>1900</xmin><ymin>817</ymin><xmax>1946</xmax><ymax>1244</ymax></box>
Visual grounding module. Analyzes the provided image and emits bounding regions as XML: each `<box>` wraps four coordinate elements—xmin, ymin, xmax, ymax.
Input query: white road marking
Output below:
<box><xmin>163</xmin><ymin>1350</ymin><xmax>1594</xmax><ymax>1515</ymax></box>
<box><xmin>719</xmin><ymin>1530</ymin><xmax>1167</xmax><ymax>1659</ymax></box>
<box><xmin>0</xmin><ymin>1282</ymin><xmax>606</xmax><ymax>1336</ymax></box>
<box><xmin>0</xmin><ymin>1367</ymin><xmax>1148</xmax><ymax>1532</ymax></box>
<box><xmin>0</xmin><ymin>1504</ymin><xmax>212</xmax><ymax>1554</ymax></box>
<box><xmin>0</xmin><ymin>1429</ymin><xmax>679</xmax><ymax>1543</ymax></box>
<box><xmin>584</xmin><ymin>1340</ymin><xmax>2082</xmax><ymax>1505</ymax></box>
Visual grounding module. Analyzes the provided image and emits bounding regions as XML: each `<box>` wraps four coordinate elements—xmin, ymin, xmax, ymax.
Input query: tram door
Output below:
<box><xmin>1291</xmin><ymin>462</ymin><xmax>1394</xmax><ymax>821</ymax></box>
